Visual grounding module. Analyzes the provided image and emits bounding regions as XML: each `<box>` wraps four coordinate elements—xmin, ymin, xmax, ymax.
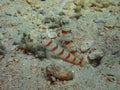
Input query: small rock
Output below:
<box><xmin>41</xmin><ymin>0</ymin><xmax>46</xmax><ymax>1</ymax></box>
<box><xmin>0</xmin><ymin>80</ymin><xmax>4</xmax><ymax>87</ymax></box>
<box><xmin>46</xmin><ymin>64</ymin><xmax>73</xmax><ymax>81</ymax></box>
<box><xmin>102</xmin><ymin>2</ymin><xmax>110</xmax><ymax>8</ymax></box>
<box><xmin>0</xmin><ymin>3</ymin><xmax>2</xmax><ymax>8</ymax></box>
<box><xmin>63</xmin><ymin>1</ymin><xmax>76</xmax><ymax>10</ymax></box>
<box><xmin>0</xmin><ymin>41</ymin><xmax>6</xmax><ymax>60</ymax></box>
<box><xmin>34</xmin><ymin>3</ymin><xmax>41</xmax><ymax>9</ymax></box>
<box><xmin>80</xmin><ymin>40</ymin><xmax>94</xmax><ymax>53</ymax></box>
<box><xmin>26</xmin><ymin>0</ymin><xmax>41</xmax><ymax>9</ymax></box>
<box><xmin>88</xmin><ymin>49</ymin><xmax>104</xmax><ymax>67</ymax></box>
<box><xmin>0</xmin><ymin>41</ymin><xmax>6</xmax><ymax>55</ymax></box>
<box><xmin>26</xmin><ymin>0</ymin><xmax>35</xmax><ymax>4</ymax></box>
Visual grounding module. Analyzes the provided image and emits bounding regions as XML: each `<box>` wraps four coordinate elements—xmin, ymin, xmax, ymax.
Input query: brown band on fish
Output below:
<box><xmin>70</xmin><ymin>50</ymin><xmax>77</xmax><ymax>54</ymax></box>
<box><xmin>51</xmin><ymin>45</ymin><xmax>58</xmax><ymax>51</ymax></box>
<box><xmin>65</xmin><ymin>53</ymin><xmax>71</xmax><ymax>60</ymax></box>
<box><xmin>64</xmin><ymin>40</ymin><xmax>73</xmax><ymax>45</ymax></box>
<box><xmin>58</xmin><ymin>49</ymin><xmax>64</xmax><ymax>55</ymax></box>
<box><xmin>72</xmin><ymin>57</ymin><xmax>77</xmax><ymax>64</ymax></box>
<box><xmin>46</xmin><ymin>40</ymin><xmax>52</xmax><ymax>47</ymax></box>
<box><xmin>62</xmin><ymin>30</ymin><xmax>71</xmax><ymax>34</ymax></box>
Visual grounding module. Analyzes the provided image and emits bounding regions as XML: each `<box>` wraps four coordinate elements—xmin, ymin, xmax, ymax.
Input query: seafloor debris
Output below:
<box><xmin>104</xmin><ymin>20</ymin><xmax>120</xmax><ymax>29</ymax></box>
<box><xmin>0</xmin><ymin>41</ymin><xmax>6</xmax><ymax>59</ymax></box>
<box><xmin>26</xmin><ymin>0</ymin><xmax>41</xmax><ymax>9</ymax></box>
<box><xmin>18</xmin><ymin>33</ymin><xmax>46</xmax><ymax>59</ymax></box>
<box><xmin>74</xmin><ymin>0</ymin><xmax>110</xmax><ymax>9</ymax></box>
<box><xmin>63</xmin><ymin>0</ymin><xmax>111</xmax><ymax>14</ymax></box>
<box><xmin>46</xmin><ymin>64</ymin><xmax>74</xmax><ymax>82</ymax></box>
<box><xmin>42</xmin><ymin>16</ymin><xmax>69</xmax><ymax>29</ymax></box>
<box><xmin>0</xmin><ymin>79</ymin><xmax>4</xmax><ymax>88</ymax></box>
<box><xmin>42</xmin><ymin>16</ymin><xmax>61</xmax><ymax>29</ymax></box>
<box><xmin>103</xmin><ymin>74</ymin><xmax>117</xmax><ymax>82</ymax></box>
<box><xmin>88</xmin><ymin>48</ymin><xmax>104</xmax><ymax>67</ymax></box>
<box><xmin>6</xmin><ymin>58</ymin><xmax>19</xmax><ymax>66</ymax></box>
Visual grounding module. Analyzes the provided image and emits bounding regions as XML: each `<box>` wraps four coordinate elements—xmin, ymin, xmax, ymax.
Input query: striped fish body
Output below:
<box><xmin>42</xmin><ymin>38</ymin><xmax>82</xmax><ymax>65</ymax></box>
<box><xmin>57</xmin><ymin>29</ymin><xmax>77</xmax><ymax>55</ymax></box>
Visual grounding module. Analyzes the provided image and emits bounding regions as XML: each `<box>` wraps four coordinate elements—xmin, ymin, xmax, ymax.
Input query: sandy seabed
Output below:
<box><xmin>0</xmin><ymin>0</ymin><xmax>120</xmax><ymax>90</ymax></box>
